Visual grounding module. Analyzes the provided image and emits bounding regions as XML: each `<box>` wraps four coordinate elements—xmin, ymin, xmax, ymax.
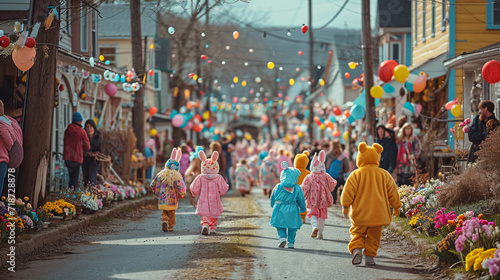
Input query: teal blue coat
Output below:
<box><xmin>270</xmin><ymin>162</ymin><xmax>307</xmax><ymax>229</ymax></box>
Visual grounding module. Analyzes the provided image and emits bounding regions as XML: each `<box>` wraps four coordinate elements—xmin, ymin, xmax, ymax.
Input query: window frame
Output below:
<box><xmin>422</xmin><ymin>0</ymin><xmax>426</xmax><ymax>42</ymax></box>
<box><xmin>414</xmin><ymin>0</ymin><xmax>418</xmax><ymax>45</ymax></box>
<box><xmin>441</xmin><ymin>0</ymin><xmax>447</xmax><ymax>31</ymax></box>
<box><xmin>431</xmin><ymin>0</ymin><xmax>436</xmax><ymax>37</ymax></box>
<box><xmin>390</xmin><ymin>42</ymin><xmax>402</xmax><ymax>64</ymax></box>
<box><xmin>80</xmin><ymin>3</ymin><xmax>89</xmax><ymax>53</ymax></box>
<box><xmin>91</xmin><ymin>11</ymin><xmax>98</xmax><ymax>57</ymax></box>
<box><xmin>487</xmin><ymin>0</ymin><xmax>500</xmax><ymax>29</ymax></box>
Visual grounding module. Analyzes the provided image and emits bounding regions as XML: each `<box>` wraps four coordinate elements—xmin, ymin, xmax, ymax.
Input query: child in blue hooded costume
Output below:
<box><xmin>270</xmin><ymin>161</ymin><xmax>307</xmax><ymax>249</ymax></box>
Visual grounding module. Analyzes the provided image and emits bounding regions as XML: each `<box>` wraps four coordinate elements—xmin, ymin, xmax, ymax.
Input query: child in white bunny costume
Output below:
<box><xmin>190</xmin><ymin>150</ymin><xmax>229</xmax><ymax>235</ymax></box>
<box><xmin>300</xmin><ymin>150</ymin><xmax>337</xmax><ymax>239</ymax></box>
<box><xmin>150</xmin><ymin>148</ymin><xmax>187</xmax><ymax>232</ymax></box>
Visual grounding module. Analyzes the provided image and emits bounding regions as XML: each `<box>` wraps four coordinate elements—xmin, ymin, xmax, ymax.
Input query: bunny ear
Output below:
<box><xmin>211</xmin><ymin>151</ymin><xmax>219</xmax><ymax>162</ymax></box>
<box><xmin>199</xmin><ymin>150</ymin><xmax>207</xmax><ymax>162</ymax></box>
<box><xmin>312</xmin><ymin>153</ymin><xmax>319</xmax><ymax>166</ymax></box>
<box><xmin>319</xmin><ymin>150</ymin><xmax>326</xmax><ymax>162</ymax></box>
<box><xmin>281</xmin><ymin>161</ymin><xmax>288</xmax><ymax>169</ymax></box>
<box><xmin>176</xmin><ymin>148</ymin><xmax>182</xmax><ymax>161</ymax></box>
<box><xmin>171</xmin><ymin>148</ymin><xmax>177</xmax><ymax>161</ymax></box>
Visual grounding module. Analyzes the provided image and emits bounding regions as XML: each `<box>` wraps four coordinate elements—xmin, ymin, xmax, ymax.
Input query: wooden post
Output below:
<box><xmin>130</xmin><ymin>0</ymin><xmax>145</xmax><ymax>154</ymax></box>
<box><xmin>307</xmin><ymin>0</ymin><xmax>315</xmax><ymax>140</ymax></box>
<box><xmin>362</xmin><ymin>0</ymin><xmax>376</xmax><ymax>138</ymax></box>
<box><xmin>17</xmin><ymin>0</ymin><xmax>61</xmax><ymax>207</ymax></box>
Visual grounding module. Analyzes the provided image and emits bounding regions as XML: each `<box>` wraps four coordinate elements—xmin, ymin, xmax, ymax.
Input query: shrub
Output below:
<box><xmin>436</xmin><ymin>167</ymin><xmax>491</xmax><ymax>207</ymax></box>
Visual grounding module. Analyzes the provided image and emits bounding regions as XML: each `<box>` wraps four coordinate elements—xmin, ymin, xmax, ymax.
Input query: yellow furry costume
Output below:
<box><xmin>341</xmin><ymin>143</ymin><xmax>401</xmax><ymax>257</ymax></box>
<box><xmin>294</xmin><ymin>151</ymin><xmax>310</xmax><ymax>221</ymax></box>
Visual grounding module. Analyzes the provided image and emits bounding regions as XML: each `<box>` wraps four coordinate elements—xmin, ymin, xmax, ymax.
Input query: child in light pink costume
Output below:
<box><xmin>301</xmin><ymin>150</ymin><xmax>337</xmax><ymax>239</ymax></box>
<box><xmin>190</xmin><ymin>150</ymin><xmax>229</xmax><ymax>235</ymax></box>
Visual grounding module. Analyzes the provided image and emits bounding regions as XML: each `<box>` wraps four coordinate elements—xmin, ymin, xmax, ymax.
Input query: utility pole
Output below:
<box><xmin>130</xmin><ymin>0</ymin><xmax>145</xmax><ymax>153</ymax></box>
<box><xmin>362</xmin><ymin>0</ymin><xmax>376</xmax><ymax>138</ymax></box>
<box><xmin>18</xmin><ymin>0</ymin><xmax>61</xmax><ymax>207</ymax></box>
<box><xmin>307</xmin><ymin>0</ymin><xmax>315</xmax><ymax>141</ymax></box>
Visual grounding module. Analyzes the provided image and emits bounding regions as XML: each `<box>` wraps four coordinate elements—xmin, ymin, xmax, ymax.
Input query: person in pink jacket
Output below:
<box><xmin>301</xmin><ymin>150</ymin><xmax>337</xmax><ymax>239</ymax></box>
<box><xmin>190</xmin><ymin>150</ymin><xmax>229</xmax><ymax>235</ymax></box>
<box><xmin>277</xmin><ymin>148</ymin><xmax>293</xmax><ymax>174</ymax></box>
<box><xmin>0</xmin><ymin>100</ymin><xmax>15</xmax><ymax>195</ymax></box>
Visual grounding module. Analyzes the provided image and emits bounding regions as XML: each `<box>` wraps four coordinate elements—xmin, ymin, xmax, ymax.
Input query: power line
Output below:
<box><xmin>316</xmin><ymin>0</ymin><xmax>350</xmax><ymax>30</ymax></box>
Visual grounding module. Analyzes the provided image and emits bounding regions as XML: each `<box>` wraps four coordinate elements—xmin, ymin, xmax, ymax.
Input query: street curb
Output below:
<box><xmin>385</xmin><ymin>219</ymin><xmax>435</xmax><ymax>253</ymax></box>
<box><xmin>0</xmin><ymin>195</ymin><xmax>157</xmax><ymax>268</ymax></box>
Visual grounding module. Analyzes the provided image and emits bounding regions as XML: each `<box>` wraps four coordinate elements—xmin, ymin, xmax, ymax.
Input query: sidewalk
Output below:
<box><xmin>0</xmin><ymin>195</ymin><xmax>157</xmax><ymax>268</ymax></box>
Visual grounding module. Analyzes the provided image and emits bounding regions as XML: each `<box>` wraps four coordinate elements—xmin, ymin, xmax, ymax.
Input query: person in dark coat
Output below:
<box><xmin>376</xmin><ymin>124</ymin><xmax>398</xmax><ymax>174</ymax></box>
<box><xmin>468</xmin><ymin>100</ymin><xmax>497</xmax><ymax>164</ymax></box>
<box><xmin>63</xmin><ymin>112</ymin><xmax>90</xmax><ymax>188</ymax></box>
<box><xmin>82</xmin><ymin>119</ymin><xmax>102</xmax><ymax>187</ymax></box>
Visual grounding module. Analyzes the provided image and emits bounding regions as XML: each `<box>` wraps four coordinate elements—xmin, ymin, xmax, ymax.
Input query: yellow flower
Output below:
<box><xmin>474</xmin><ymin>248</ymin><xmax>497</xmax><ymax>271</ymax></box>
<box><xmin>1</xmin><ymin>196</ymin><xmax>5</xmax><ymax>200</ymax></box>
<box><xmin>466</xmin><ymin>248</ymin><xmax>484</xmax><ymax>271</ymax></box>
<box><xmin>24</xmin><ymin>196</ymin><xmax>29</xmax><ymax>201</ymax></box>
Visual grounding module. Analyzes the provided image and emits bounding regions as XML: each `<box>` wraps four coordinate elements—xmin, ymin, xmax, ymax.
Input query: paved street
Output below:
<box><xmin>12</xmin><ymin>190</ymin><xmax>432</xmax><ymax>280</ymax></box>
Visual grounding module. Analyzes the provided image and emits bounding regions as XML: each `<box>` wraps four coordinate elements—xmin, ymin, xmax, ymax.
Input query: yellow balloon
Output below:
<box><xmin>242</xmin><ymin>97</ymin><xmax>247</xmax><ymax>102</ymax></box>
<box><xmin>99</xmin><ymin>55</ymin><xmax>104</xmax><ymax>61</ymax></box>
<box><xmin>202</xmin><ymin>111</ymin><xmax>210</xmax><ymax>120</ymax></box>
<box><xmin>298</xmin><ymin>132</ymin><xmax>304</xmax><ymax>138</ymax></box>
<box><xmin>267</xmin><ymin>62</ymin><xmax>275</xmax><ymax>69</ymax></box>
<box><xmin>233</xmin><ymin>76</ymin><xmax>239</xmax><ymax>83</ymax></box>
<box><xmin>244</xmin><ymin>133</ymin><xmax>252</xmax><ymax>140</ymax></box>
<box><xmin>349</xmin><ymin>62</ymin><xmax>356</xmax><ymax>69</ymax></box>
<box><xmin>370</xmin><ymin>85</ymin><xmax>383</xmax><ymax>99</ymax></box>
<box><xmin>343</xmin><ymin>131</ymin><xmax>349</xmax><ymax>141</ymax></box>
<box><xmin>241</xmin><ymin>80</ymin><xmax>247</xmax><ymax>87</ymax></box>
<box><xmin>451</xmin><ymin>104</ymin><xmax>462</xmax><ymax>117</ymax></box>
<box><xmin>393</xmin><ymin>65</ymin><xmax>409</xmax><ymax>83</ymax></box>
<box><xmin>192</xmin><ymin>74</ymin><xmax>198</xmax><ymax>81</ymax></box>
<box><xmin>319</xmin><ymin>79</ymin><xmax>325</xmax><ymax>86</ymax></box>
<box><xmin>320</xmin><ymin>124</ymin><xmax>326</xmax><ymax>130</ymax></box>
<box><xmin>233</xmin><ymin>31</ymin><xmax>239</xmax><ymax>40</ymax></box>
<box><xmin>94</xmin><ymin>118</ymin><xmax>98</xmax><ymax>125</ymax></box>
<box><xmin>150</xmin><ymin>129</ymin><xmax>158</xmax><ymax>137</ymax></box>
<box><xmin>289</xmin><ymin>78</ymin><xmax>295</xmax><ymax>86</ymax></box>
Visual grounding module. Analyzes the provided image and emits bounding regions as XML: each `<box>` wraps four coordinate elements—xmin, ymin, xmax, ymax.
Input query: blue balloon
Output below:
<box><xmin>170</xmin><ymin>109</ymin><xmax>178</xmax><ymax>119</ymax></box>
<box><xmin>406</xmin><ymin>82</ymin><xmax>413</xmax><ymax>92</ymax></box>
<box><xmin>304</xmin><ymin>109</ymin><xmax>310</xmax><ymax>118</ymax></box>
<box><xmin>168</xmin><ymin>27</ymin><xmax>175</xmax><ymax>35</ymax></box>
<box><xmin>350</xmin><ymin>104</ymin><xmax>366</xmax><ymax>120</ymax></box>
<box><xmin>202</xmin><ymin>127</ymin><xmax>208</xmax><ymax>132</ymax></box>
<box><xmin>353</xmin><ymin>91</ymin><xmax>380</xmax><ymax>108</ymax></box>
<box><xmin>328</xmin><ymin>116</ymin><xmax>337</xmax><ymax>123</ymax></box>
<box><xmin>383</xmin><ymin>84</ymin><xmax>395</xmax><ymax>93</ymax></box>
<box><xmin>105</xmin><ymin>60</ymin><xmax>110</xmax><ymax>65</ymax></box>
<box><xmin>211</xmin><ymin>106</ymin><xmax>218</xmax><ymax>112</ymax></box>
<box><xmin>120</xmin><ymin>75</ymin><xmax>126</xmax><ymax>83</ymax></box>
<box><xmin>403</xmin><ymin>102</ymin><xmax>415</xmax><ymax>114</ymax></box>
<box><xmin>114</xmin><ymin>75</ymin><xmax>120</xmax><ymax>82</ymax></box>
<box><xmin>348</xmin><ymin>116</ymin><xmax>356</xmax><ymax>124</ymax></box>
<box><xmin>212</xmin><ymin>134</ymin><xmax>220</xmax><ymax>141</ymax></box>
<box><xmin>268</xmin><ymin>100</ymin><xmax>273</xmax><ymax>106</ymax></box>
<box><xmin>319</xmin><ymin>117</ymin><xmax>325</xmax><ymax>123</ymax></box>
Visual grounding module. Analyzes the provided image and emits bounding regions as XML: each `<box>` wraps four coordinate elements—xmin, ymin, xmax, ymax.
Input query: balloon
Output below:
<box><xmin>319</xmin><ymin>79</ymin><xmax>325</xmax><ymax>86</ymax></box>
<box><xmin>255</xmin><ymin>77</ymin><xmax>262</xmax><ymax>83</ymax></box>
<box><xmin>114</xmin><ymin>74</ymin><xmax>120</xmax><ymax>82</ymax></box>
<box><xmin>383</xmin><ymin>84</ymin><xmax>395</xmax><ymax>94</ymax></box>
<box><xmin>348</xmin><ymin>116</ymin><xmax>356</xmax><ymax>124</ymax></box>
<box><xmin>241</xmin><ymin>80</ymin><xmax>247</xmax><ymax>87</ymax></box>
<box><xmin>12</xmin><ymin>47</ymin><xmax>36</xmax><ymax>72</ymax></box>
<box><xmin>120</xmin><ymin>75</ymin><xmax>126</xmax><ymax>83</ymax></box>
<box><xmin>267</xmin><ymin>62</ymin><xmax>275</xmax><ymax>69</ymax></box>
<box><xmin>333</xmin><ymin>130</ymin><xmax>341</xmax><ymax>137</ymax></box>
<box><xmin>233</xmin><ymin>76</ymin><xmax>239</xmax><ymax>83</ymax></box>
<box><xmin>99</xmin><ymin>55</ymin><xmax>104</xmax><ymax>61</ymax></box>
<box><xmin>105</xmin><ymin>60</ymin><xmax>110</xmax><ymax>65</ymax></box>
<box><xmin>350</xmin><ymin>104</ymin><xmax>366</xmax><ymax>120</ymax></box>
<box><xmin>289</xmin><ymin>78</ymin><xmax>295</xmax><ymax>85</ymax></box>
<box><xmin>407</xmin><ymin>73</ymin><xmax>418</xmax><ymax>84</ymax></box>
<box><xmin>412</xmin><ymin>75</ymin><xmax>427</xmax><ymax>93</ymax></box>
<box><xmin>345</xmin><ymin>72</ymin><xmax>350</xmax><ymax>79</ymax></box>
<box><xmin>343</xmin><ymin>131</ymin><xmax>349</xmax><ymax>141</ymax></box>
<box><xmin>445</xmin><ymin>98</ymin><xmax>459</xmax><ymax>110</ymax></box>
<box><xmin>233</xmin><ymin>31</ymin><xmax>239</xmax><ymax>39</ymax></box>
<box><xmin>170</xmin><ymin>109</ymin><xmax>178</xmax><ymax>119</ymax></box>
<box><xmin>451</xmin><ymin>104</ymin><xmax>462</xmax><ymax>117</ymax></box>
<box><xmin>261</xmin><ymin>115</ymin><xmax>269</xmax><ymax>122</ymax></box>
<box><xmin>89</xmin><ymin>57</ymin><xmax>95</xmax><ymax>67</ymax></box>
<box><xmin>244</xmin><ymin>133</ymin><xmax>252</xmax><ymax>141</ymax></box>
<box><xmin>211</xmin><ymin>105</ymin><xmax>218</xmax><ymax>112</ymax></box>
<box><xmin>168</xmin><ymin>27</ymin><xmax>175</xmax><ymax>34</ymax></box>
<box><xmin>348</xmin><ymin>62</ymin><xmax>356</xmax><ymax>69</ymax></box>
<box><xmin>320</xmin><ymin>124</ymin><xmax>326</xmax><ymax>130</ymax></box>
<box><xmin>172</xmin><ymin>115</ymin><xmax>184</xmax><ymax>127</ymax></box>
<box><xmin>201</xmin><ymin>54</ymin><xmax>208</xmax><ymax>60</ymax></box>
<box><xmin>403</xmin><ymin>102</ymin><xmax>415</xmax><ymax>114</ymax></box>
<box><xmin>193</xmin><ymin>124</ymin><xmax>203</xmax><ymax>133</ymax></box>
<box><xmin>304</xmin><ymin>109</ymin><xmax>310</xmax><ymax>118</ymax></box>
<box><xmin>378</xmin><ymin>60</ymin><xmax>398</xmax><ymax>83</ymax></box>
<box><xmin>298</xmin><ymin>132</ymin><xmax>304</xmax><ymax>138</ymax></box>
<box><xmin>188</xmin><ymin>73</ymin><xmax>194</xmax><ymax>78</ymax></box>
<box><xmin>186</xmin><ymin>102</ymin><xmax>192</xmax><ymax>110</ymax></box>
<box><xmin>232</xmin><ymin>97</ymin><xmax>238</xmax><ymax>103</ymax></box>
<box><xmin>300</xmin><ymin>124</ymin><xmax>308</xmax><ymax>132</ymax></box>
<box><xmin>298</xmin><ymin>51</ymin><xmax>303</xmax><ymax>55</ymax></box>
<box><xmin>414</xmin><ymin>104</ymin><xmax>423</xmax><ymax>116</ymax></box>
<box><xmin>393</xmin><ymin>65</ymin><xmax>409</xmax><ymax>83</ymax></box>
<box><xmin>202</xmin><ymin>111</ymin><xmax>210</xmax><ymax>120</ymax></box>
<box><xmin>482</xmin><ymin>60</ymin><xmax>500</xmax><ymax>84</ymax></box>
<box><xmin>192</xmin><ymin>75</ymin><xmax>198</xmax><ymax>81</ymax></box>
<box><xmin>150</xmin><ymin>129</ymin><xmax>157</xmax><ymax>137</ymax></box>
<box><xmin>24</xmin><ymin>37</ymin><xmax>35</xmax><ymax>48</ymax></box>
<box><xmin>301</xmin><ymin>24</ymin><xmax>308</xmax><ymax>34</ymax></box>
<box><xmin>370</xmin><ymin>85</ymin><xmax>383</xmax><ymax>99</ymax></box>
<box><xmin>148</xmin><ymin>106</ymin><xmax>158</xmax><ymax>116</ymax></box>
<box><xmin>104</xmin><ymin>83</ymin><xmax>117</xmax><ymax>97</ymax></box>
<box><xmin>344</xmin><ymin>110</ymin><xmax>350</xmax><ymax>118</ymax></box>
<box><xmin>0</xmin><ymin>35</ymin><xmax>10</xmax><ymax>48</ymax></box>
<box><xmin>406</xmin><ymin>82</ymin><xmax>413</xmax><ymax>92</ymax></box>
<box><xmin>149</xmin><ymin>69</ymin><xmax>154</xmax><ymax>76</ymax></box>
<box><xmin>333</xmin><ymin>107</ymin><xmax>342</xmax><ymax>116</ymax></box>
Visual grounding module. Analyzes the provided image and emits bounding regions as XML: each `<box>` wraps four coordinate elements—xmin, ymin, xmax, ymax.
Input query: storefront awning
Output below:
<box><xmin>444</xmin><ymin>43</ymin><xmax>500</xmax><ymax>70</ymax></box>
<box><xmin>409</xmin><ymin>52</ymin><xmax>448</xmax><ymax>79</ymax></box>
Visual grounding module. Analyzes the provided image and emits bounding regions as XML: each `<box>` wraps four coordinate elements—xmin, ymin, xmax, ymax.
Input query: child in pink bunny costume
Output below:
<box><xmin>150</xmin><ymin>148</ymin><xmax>187</xmax><ymax>232</ymax></box>
<box><xmin>190</xmin><ymin>150</ymin><xmax>229</xmax><ymax>235</ymax></box>
<box><xmin>301</xmin><ymin>150</ymin><xmax>337</xmax><ymax>239</ymax></box>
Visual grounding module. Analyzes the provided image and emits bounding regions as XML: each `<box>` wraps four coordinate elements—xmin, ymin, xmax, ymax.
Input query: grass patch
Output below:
<box><xmin>89</xmin><ymin>215</ymin><xmax>114</xmax><ymax>225</ymax></box>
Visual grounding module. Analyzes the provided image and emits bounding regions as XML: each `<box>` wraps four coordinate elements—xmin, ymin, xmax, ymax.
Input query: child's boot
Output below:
<box><xmin>162</xmin><ymin>222</ymin><xmax>169</xmax><ymax>232</ymax></box>
<box><xmin>201</xmin><ymin>225</ymin><xmax>209</xmax><ymax>235</ymax></box>
<box><xmin>352</xmin><ymin>248</ymin><xmax>363</xmax><ymax>265</ymax></box>
<box><xmin>365</xmin><ymin>256</ymin><xmax>375</xmax><ymax>266</ymax></box>
<box><xmin>278</xmin><ymin>238</ymin><xmax>286</xmax><ymax>248</ymax></box>
<box><xmin>311</xmin><ymin>228</ymin><xmax>318</xmax><ymax>238</ymax></box>
<box><xmin>317</xmin><ymin>232</ymin><xmax>323</xmax><ymax>239</ymax></box>
<box><xmin>287</xmin><ymin>243</ymin><xmax>294</xmax><ymax>249</ymax></box>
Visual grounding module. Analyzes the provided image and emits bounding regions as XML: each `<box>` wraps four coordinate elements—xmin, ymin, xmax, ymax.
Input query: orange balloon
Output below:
<box><xmin>314</xmin><ymin>116</ymin><xmax>320</xmax><ymax>122</ymax></box>
<box><xmin>214</xmin><ymin>128</ymin><xmax>220</xmax><ymax>135</ymax></box>
<box><xmin>332</xmin><ymin>130</ymin><xmax>341</xmax><ymax>137</ymax></box>
<box><xmin>12</xmin><ymin>47</ymin><xmax>36</xmax><ymax>72</ymax></box>
<box><xmin>194</xmin><ymin>101</ymin><xmax>200</xmax><ymax>108</ymax></box>
<box><xmin>186</xmin><ymin>102</ymin><xmax>192</xmax><ymax>109</ymax></box>
<box><xmin>327</xmin><ymin>122</ymin><xmax>334</xmax><ymax>129</ymax></box>
<box><xmin>148</xmin><ymin>106</ymin><xmax>158</xmax><ymax>116</ymax></box>
<box><xmin>344</xmin><ymin>110</ymin><xmax>350</xmax><ymax>118</ymax></box>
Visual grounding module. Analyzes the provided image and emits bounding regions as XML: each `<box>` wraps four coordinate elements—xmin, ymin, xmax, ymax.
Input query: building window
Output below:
<box><xmin>91</xmin><ymin>11</ymin><xmax>98</xmax><ymax>58</ymax></box>
<box><xmin>390</xmin><ymin>42</ymin><xmax>401</xmax><ymax>63</ymax></box>
<box><xmin>441</xmin><ymin>0</ymin><xmax>447</xmax><ymax>31</ymax></box>
<box><xmin>66</xmin><ymin>0</ymin><xmax>71</xmax><ymax>36</ymax></box>
<box><xmin>99</xmin><ymin>48</ymin><xmax>117</xmax><ymax>66</ymax></box>
<box><xmin>487</xmin><ymin>0</ymin><xmax>500</xmax><ymax>29</ymax></box>
<box><xmin>422</xmin><ymin>0</ymin><xmax>426</xmax><ymax>42</ymax></box>
<box><xmin>414</xmin><ymin>0</ymin><xmax>418</xmax><ymax>45</ymax></box>
<box><xmin>431</xmin><ymin>0</ymin><xmax>436</xmax><ymax>37</ymax></box>
<box><xmin>80</xmin><ymin>4</ymin><xmax>88</xmax><ymax>52</ymax></box>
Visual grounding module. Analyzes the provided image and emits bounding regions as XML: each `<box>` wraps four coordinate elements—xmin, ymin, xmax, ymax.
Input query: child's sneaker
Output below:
<box><xmin>287</xmin><ymin>243</ymin><xmax>295</xmax><ymax>249</ymax></box>
<box><xmin>162</xmin><ymin>222</ymin><xmax>169</xmax><ymax>232</ymax></box>
<box><xmin>311</xmin><ymin>228</ymin><xmax>318</xmax><ymax>238</ymax></box>
<box><xmin>352</xmin><ymin>248</ymin><xmax>363</xmax><ymax>265</ymax></box>
<box><xmin>210</xmin><ymin>229</ymin><xmax>217</xmax><ymax>234</ymax></box>
<box><xmin>365</xmin><ymin>256</ymin><xmax>375</xmax><ymax>266</ymax></box>
<box><xmin>278</xmin><ymin>238</ymin><xmax>286</xmax><ymax>248</ymax></box>
<box><xmin>317</xmin><ymin>233</ymin><xmax>323</xmax><ymax>239</ymax></box>
<box><xmin>168</xmin><ymin>227</ymin><xmax>174</xmax><ymax>231</ymax></box>
<box><xmin>201</xmin><ymin>225</ymin><xmax>209</xmax><ymax>235</ymax></box>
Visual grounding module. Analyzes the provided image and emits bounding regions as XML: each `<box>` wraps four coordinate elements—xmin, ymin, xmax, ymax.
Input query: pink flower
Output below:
<box><xmin>472</xmin><ymin>233</ymin><xmax>479</xmax><ymax>241</ymax></box>
<box><xmin>489</xmin><ymin>222</ymin><xmax>496</xmax><ymax>227</ymax></box>
<box><xmin>490</xmin><ymin>263</ymin><xmax>499</xmax><ymax>276</ymax></box>
<box><xmin>463</xmin><ymin>126</ymin><xmax>469</xmax><ymax>133</ymax></box>
<box><xmin>465</xmin><ymin>118</ymin><xmax>471</xmax><ymax>125</ymax></box>
<box><xmin>450</xmin><ymin>128</ymin><xmax>455</xmax><ymax>134</ymax></box>
<box><xmin>455</xmin><ymin>234</ymin><xmax>466</xmax><ymax>252</ymax></box>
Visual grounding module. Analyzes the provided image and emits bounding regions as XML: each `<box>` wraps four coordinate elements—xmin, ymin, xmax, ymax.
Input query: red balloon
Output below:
<box><xmin>194</xmin><ymin>114</ymin><xmax>202</xmax><ymax>123</ymax></box>
<box><xmin>332</xmin><ymin>130</ymin><xmax>341</xmax><ymax>137</ymax></box>
<box><xmin>25</xmin><ymin>37</ymin><xmax>36</xmax><ymax>48</ymax></box>
<box><xmin>59</xmin><ymin>84</ymin><xmax>64</xmax><ymax>91</ymax></box>
<box><xmin>193</xmin><ymin>124</ymin><xmax>203</xmax><ymax>133</ymax></box>
<box><xmin>333</xmin><ymin>107</ymin><xmax>342</xmax><ymax>116</ymax></box>
<box><xmin>148</xmin><ymin>106</ymin><xmax>158</xmax><ymax>116</ymax></box>
<box><xmin>148</xmin><ymin>69</ymin><xmax>154</xmax><ymax>76</ymax></box>
<box><xmin>0</xmin><ymin>36</ymin><xmax>10</xmax><ymax>48</ymax></box>
<box><xmin>345</xmin><ymin>72</ymin><xmax>350</xmax><ymax>79</ymax></box>
<box><xmin>301</xmin><ymin>24</ymin><xmax>308</xmax><ymax>34</ymax></box>
<box><xmin>298</xmin><ymin>51</ymin><xmax>303</xmax><ymax>55</ymax></box>
<box><xmin>482</xmin><ymin>60</ymin><xmax>500</xmax><ymax>84</ymax></box>
<box><xmin>378</xmin><ymin>60</ymin><xmax>399</xmax><ymax>83</ymax></box>
<box><xmin>201</xmin><ymin>54</ymin><xmax>208</xmax><ymax>60</ymax></box>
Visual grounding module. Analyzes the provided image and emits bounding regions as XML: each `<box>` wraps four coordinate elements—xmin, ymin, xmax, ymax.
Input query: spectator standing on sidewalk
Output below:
<box><xmin>63</xmin><ymin>112</ymin><xmax>90</xmax><ymax>189</ymax></box>
<box><xmin>468</xmin><ymin>100</ymin><xmax>498</xmax><ymax>164</ymax></box>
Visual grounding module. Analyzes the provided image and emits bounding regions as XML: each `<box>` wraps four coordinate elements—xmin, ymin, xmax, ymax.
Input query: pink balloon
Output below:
<box><xmin>104</xmin><ymin>83</ymin><xmax>117</xmax><ymax>97</ymax></box>
<box><xmin>445</xmin><ymin>98</ymin><xmax>459</xmax><ymax>110</ymax></box>
<box><xmin>186</xmin><ymin>121</ymin><xmax>193</xmax><ymax>129</ymax></box>
<box><xmin>232</xmin><ymin>97</ymin><xmax>238</xmax><ymax>103</ymax></box>
<box><xmin>413</xmin><ymin>76</ymin><xmax>427</xmax><ymax>93</ymax></box>
<box><xmin>414</xmin><ymin>104</ymin><xmax>422</xmax><ymax>116</ymax></box>
<box><xmin>172</xmin><ymin>114</ymin><xmax>184</xmax><ymax>127</ymax></box>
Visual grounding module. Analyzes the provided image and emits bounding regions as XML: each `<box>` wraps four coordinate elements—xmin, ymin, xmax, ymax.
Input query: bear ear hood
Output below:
<box><xmin>293</xmin><ymin>151</ymin><xmax>310</xmax><ymax>169</ymax></box>
<box><xmin>279</xmin><ymin>161</ymin><xmax>301</xmax><ymax>187</ymax></box>
<box><xmin>356</xmin><ymin>142</ymin><xmax>383</xmax><ymax>168</ymax></box>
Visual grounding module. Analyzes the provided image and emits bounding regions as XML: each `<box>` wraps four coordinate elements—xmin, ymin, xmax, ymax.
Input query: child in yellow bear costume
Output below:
<box><xmin>341</xmin><ymin>142</ymin><xmax>401</xmax><ymax>266</ymax></box>
<box><xmin>294</xmin><ymin>151</ymin><xmax>310</xmax><ymax>222</ymax></box>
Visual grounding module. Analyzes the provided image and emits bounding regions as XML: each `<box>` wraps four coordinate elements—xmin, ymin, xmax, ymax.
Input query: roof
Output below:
<box><xmin>377</xmin><ymin>0</ymin><xmax>411</xmax><ymax>28</ymax></box>
<box><xmin>98</xmin><ymin>3</ymin><xmax>157</xmax><ymax>38</ymax></box>
<box><xmin>444</xmin><ymin>42</ymin><xmax>500</xmax><ymax>70</ymax></box>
